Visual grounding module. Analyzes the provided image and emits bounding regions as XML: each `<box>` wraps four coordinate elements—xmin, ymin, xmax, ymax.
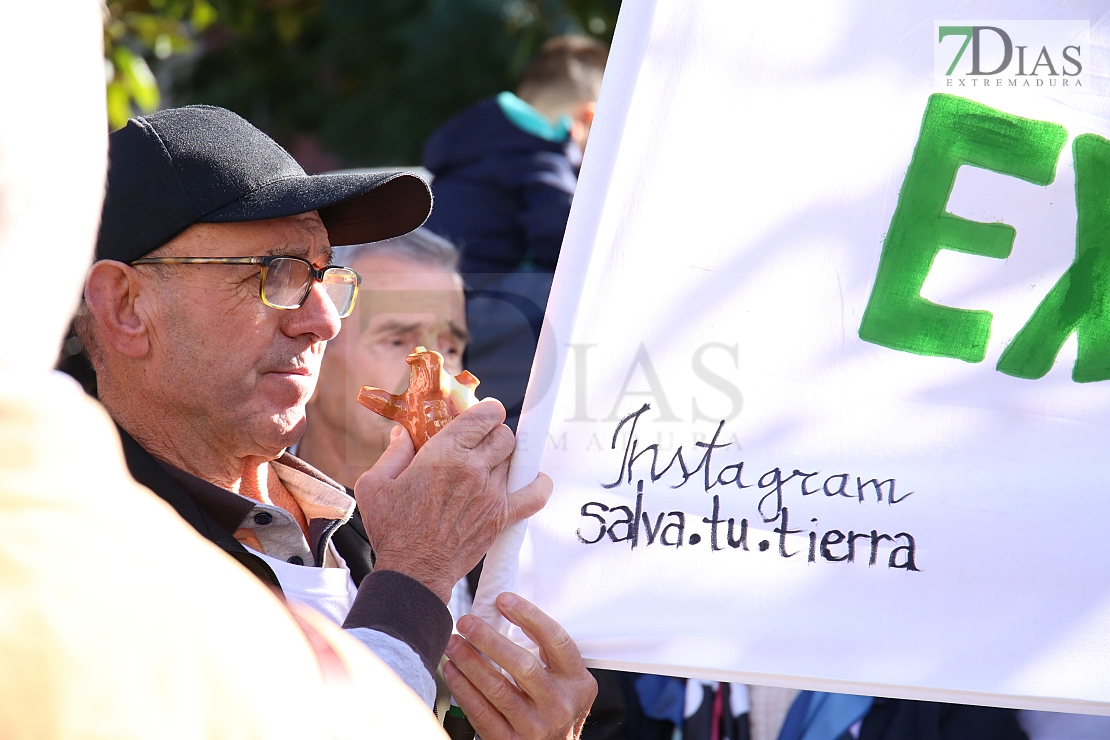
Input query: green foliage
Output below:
<box><xmin>132</xmin><ymin>0</ymin><xmax>619</xmax><ymax>167</ymax></box>
<box><xmin>104</xmin><ymin>0</ymin><xmax>619</xmax><ymax>162</ymax></box>
<box><xmin>104</xmin><ymin>0</ymin><xmax>218</xmax><ymax>129</ymax></box>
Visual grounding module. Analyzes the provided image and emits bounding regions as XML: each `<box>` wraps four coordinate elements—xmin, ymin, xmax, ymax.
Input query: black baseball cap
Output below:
<box><xmin>96</xmin><ymin>105</ymin><xmax>432</xmax><ymax>263</ymax></box>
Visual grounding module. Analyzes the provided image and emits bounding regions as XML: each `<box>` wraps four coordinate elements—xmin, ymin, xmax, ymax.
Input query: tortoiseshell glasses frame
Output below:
<box><xmin>129</xmin><ymin>255</ymin><xmax>362</xmax><ymax>318</ymax></box>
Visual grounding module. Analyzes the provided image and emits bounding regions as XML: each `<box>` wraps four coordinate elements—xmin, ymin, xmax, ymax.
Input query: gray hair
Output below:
<box><xmin>336</xmin><ymin>227</ymin><xmax>459</xmax><ymax>272</ymax></box>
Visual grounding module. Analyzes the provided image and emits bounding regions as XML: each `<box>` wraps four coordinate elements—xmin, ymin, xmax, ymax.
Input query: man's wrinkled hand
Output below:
<box><xmin>444</xmin><ymin>593</ymin><xmax>597</xmax><ymax>740</ymax></box>
<box><xmin>353</xmin><ymin>399</ymin><xmax>552</xmax><ymax>602</ymax></box>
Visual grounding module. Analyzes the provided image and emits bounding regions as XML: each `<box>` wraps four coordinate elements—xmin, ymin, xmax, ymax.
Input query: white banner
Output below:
<box><xmin>474</xmin><ymin>0</ymin><xmax>1110</xmax><ymax>714</ymax></box>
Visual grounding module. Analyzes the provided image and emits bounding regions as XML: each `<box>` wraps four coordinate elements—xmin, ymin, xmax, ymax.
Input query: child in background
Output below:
<box><xmin>422</xmin><ymin>35</ymin><xmax>607</xmax><ymax>274</ymax></box>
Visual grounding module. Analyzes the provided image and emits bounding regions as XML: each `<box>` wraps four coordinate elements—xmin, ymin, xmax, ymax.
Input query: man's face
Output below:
<box><xmin>142</xmin><ymin>212</ymin><xmax>338</xmax><ymax>456</ymax></box>
<box><xmin>309</xmin><ymin>252</ymin><xmax>466</xmax><ymax>468</ymax></box>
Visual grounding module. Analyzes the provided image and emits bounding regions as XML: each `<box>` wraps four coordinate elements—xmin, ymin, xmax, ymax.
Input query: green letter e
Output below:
<box><xmin>859</xmin><ymin>94</ymin><xmax>1067</xmax><ymax>363</ymax></box>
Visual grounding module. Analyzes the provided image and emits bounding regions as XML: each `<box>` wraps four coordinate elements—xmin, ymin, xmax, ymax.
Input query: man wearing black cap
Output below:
<box><xmin>77</xmin><ymin>105</ymin><xmax>596</xmax><ymax>736</ymax></box>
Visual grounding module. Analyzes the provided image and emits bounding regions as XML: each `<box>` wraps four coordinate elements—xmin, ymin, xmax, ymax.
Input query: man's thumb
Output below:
<box><xmin>367</xmin><ymin>425</ymin><xmax>415</xmax><ymax>481</ymax></box>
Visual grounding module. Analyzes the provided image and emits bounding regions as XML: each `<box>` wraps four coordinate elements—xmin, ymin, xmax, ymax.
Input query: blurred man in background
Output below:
<box><xmin>299</xmin><ymin>229</ymin><xmax>467</xmax><ymax>491</ymax></box>
<box><xmin>298</xmin><ymin>227</ymin><xmax>483</xmax><ymax>625</ymax></box>
<box><xmin>298</xmin><ymin>228</ymin><xmax>484</xmax><ymax>723</ymax></box>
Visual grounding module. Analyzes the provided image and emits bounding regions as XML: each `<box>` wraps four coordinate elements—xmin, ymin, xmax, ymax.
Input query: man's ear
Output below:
<box><xmin>83</xmin><ymin>260</ymin><xmax>152</xmax><ymax>359</ymax></box>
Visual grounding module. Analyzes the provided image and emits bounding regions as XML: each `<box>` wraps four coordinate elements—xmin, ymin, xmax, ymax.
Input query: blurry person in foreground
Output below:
<box><xmin>0</xmin><ymin>1</ymin><xmax>442</xmax><ymax>737</ymax></box>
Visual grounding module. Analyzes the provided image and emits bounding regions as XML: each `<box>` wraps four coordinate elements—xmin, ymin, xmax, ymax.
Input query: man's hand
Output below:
<box><xmin>354</xmin><ymin>399</ymin><xmax>552</xmax><ymax>602</ymax></box>
<box><xmin>443</xmin><ymin>593</ymin><xmax>597</xmax><ymax>740</ymax></box>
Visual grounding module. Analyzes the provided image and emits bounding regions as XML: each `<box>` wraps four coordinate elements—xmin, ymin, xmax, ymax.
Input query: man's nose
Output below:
<box><xmin>281</xmin><ymin>280</ymin><xmax>342</xmax><ymax>341</ymax></box>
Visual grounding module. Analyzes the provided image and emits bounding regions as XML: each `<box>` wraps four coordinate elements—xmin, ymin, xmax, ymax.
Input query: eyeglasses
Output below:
<box><xmin>129</xmin><ymin>256</ymin><xmax>362</xmax><ymax>318</ymax></box>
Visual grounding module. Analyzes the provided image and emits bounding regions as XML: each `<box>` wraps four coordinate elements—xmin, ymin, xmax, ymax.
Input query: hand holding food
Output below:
<box><xmin>358</xmin><ymin>346</ymin><xmax>481</xmax><ymax>449</ymax></box>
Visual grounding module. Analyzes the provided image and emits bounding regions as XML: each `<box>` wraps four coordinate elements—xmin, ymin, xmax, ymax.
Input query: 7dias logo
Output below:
<box><xmin>933</xmin><ymin>20</ymin><xmax>1089</xmax><ymax>92</ymax></box>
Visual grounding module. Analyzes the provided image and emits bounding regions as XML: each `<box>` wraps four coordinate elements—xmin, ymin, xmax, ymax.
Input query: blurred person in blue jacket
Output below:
<box><xmin>423</xmin><ymin>35</ymin><xmax>606</xmax><ymax>275</ymax></box>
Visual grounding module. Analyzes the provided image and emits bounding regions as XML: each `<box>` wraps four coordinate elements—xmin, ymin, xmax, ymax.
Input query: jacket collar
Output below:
<box><xmin>116</xmin><ymin>425</ymin><xmax>281</xmax><ymax>589</ymax></box>
<box><xmin>115</xmin><ymin>424</ymin><xmax>375</xmax><ymax>587</ymax></box>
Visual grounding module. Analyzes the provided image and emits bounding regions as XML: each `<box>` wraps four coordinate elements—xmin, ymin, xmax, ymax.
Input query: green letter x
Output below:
<box><xmin>998</xmin><ymin>134</ymin><xmax>1110</xmax><ymax>382</ymax></box>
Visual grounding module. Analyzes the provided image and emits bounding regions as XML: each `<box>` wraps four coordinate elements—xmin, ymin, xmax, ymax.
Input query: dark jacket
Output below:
<box><xmin>859</xmin><ymin>698</ymin><xmax>1028</xmax><ymax>740</ymax></box>
<box><xmin>423</xmin><ymin>97</ymin><xmax>579</xmax><ymax>274</ymax></box>
<box><xmin>118</xmin><ymin>426</ymin><xmax>375</xmax><ymax>590</ymax></box>
<box><xmin>117</xmin><ymin>426</ymin><xmax>452</xmax><ymax>677</ymax></box>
